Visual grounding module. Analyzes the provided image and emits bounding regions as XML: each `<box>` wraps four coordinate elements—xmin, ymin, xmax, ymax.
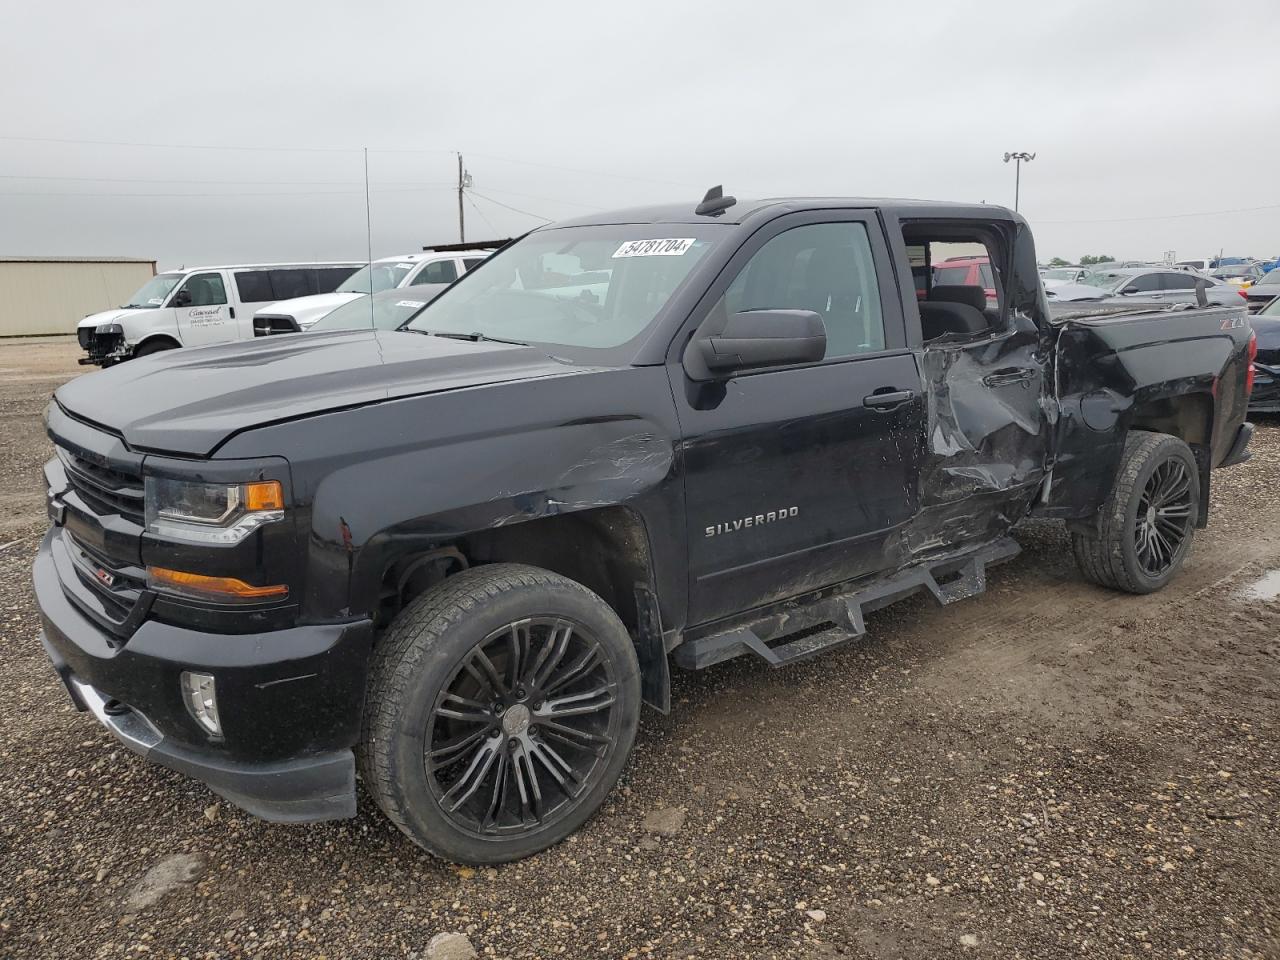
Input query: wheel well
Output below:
<box><xmin>373</xmin><ymin>506</ymin><xmax>669</xmax><ymax>710</ymax></box>
<box><xmin>135</xmin><ymin>334</ymin><xmax>181</xmax><ymax>353</ymax></box>
<box><xmin>1127</xmin><ymin>392</ymin><xmax>1213</xmax><ymax>527</ymax></box>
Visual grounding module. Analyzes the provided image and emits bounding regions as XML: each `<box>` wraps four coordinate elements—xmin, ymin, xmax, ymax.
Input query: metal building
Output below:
<box><xmin>0</xmin><ymin>257</ymin><xmax>157</xmax><ymax>337</ymax></box>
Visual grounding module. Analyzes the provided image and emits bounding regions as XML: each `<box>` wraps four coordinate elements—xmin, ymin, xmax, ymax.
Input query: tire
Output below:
<box><xmin>134</xmin><ymin>339</ymin><xmax>177</xmax><ymax>358</ymax></box>
<box><xmin>1071</xmin><ymin>431</ymin><xmax>1200</xmax><ymax>594</ymax></box>
<box><xmin>359</xmin><ymin>563</ymin><xmax>641</xmax><ymax>864</ymax></box>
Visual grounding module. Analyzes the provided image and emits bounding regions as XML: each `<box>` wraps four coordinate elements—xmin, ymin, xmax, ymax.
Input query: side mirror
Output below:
<box><xmin>693</xmin><ymin>309</ymin><xmax>826</xmax><ymax>375</ymax></box>
<box><xmin>171</xmin><ymin>289</ymin><xmax>192</xmax><ymax>308</ymax></box>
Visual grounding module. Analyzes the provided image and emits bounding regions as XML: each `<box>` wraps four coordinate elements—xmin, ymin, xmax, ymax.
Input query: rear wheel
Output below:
<box><xmin>359</xmin><ymin>563</ymin><xmax>640</xmax><ymax>863</ymax></box>
<box><xmin>1071</xmin><ymin>431</ymin><xmax>1199</xmax><ymax>593</ymax></box>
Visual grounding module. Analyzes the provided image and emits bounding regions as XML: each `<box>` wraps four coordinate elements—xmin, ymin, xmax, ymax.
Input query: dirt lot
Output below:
<box><xmin>0</xmin><ymin>337</ymin><xmax>1276</xmax><ymax>959</ymax></box>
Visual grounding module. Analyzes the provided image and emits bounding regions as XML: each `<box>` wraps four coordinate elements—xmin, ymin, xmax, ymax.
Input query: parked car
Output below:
<box><xmin>76</xmin><ymin>262</ymin><xmax>362</xmax><ymax>365</ymax></box>
<box><xmin>252</xmin><ymin>247</ymin><xmax>492</xmax><ymax>335</ymax></box>
<box><xmin>1243</xmin><ymin>269</ymin><xmax>1280</xmax><ymax>312</ymax></box>
<box><xmin>257</xmin><ymin>286</ymin><xmax>449</xmax><ymax>335</ymax></box>
<box><xmin>1039</xmin><ymin>266</ymin><xmax>1089</xmax><ymax>288</ymax></box>
<box><xmin>1249</xmin><ymin>296</ymin><xmax>1280</xmax><ymax>412</ymax></box>
<box><xmin>1212</xmin><ymin>263</ymin><xmax>1266</xmax><ymax>287</ymax></box>
<box><xmin>932</xmin><ymin>255</ymin><xmax>997</xmax><ymax>303</ymax></box>
<box><xmin>35</xmin><ymin>194</ymin><xmax>1254</xmax><ymax>864</ymax></box>
<box><xmin>1047</xmin><ymin>268</ymin><xmax>1244</xmax><ymax>306</ymax></box>
<box><xmin>1175</xmin><ymin>258</ymin><xmax>1215</xmax><ymax>273</ymax></box>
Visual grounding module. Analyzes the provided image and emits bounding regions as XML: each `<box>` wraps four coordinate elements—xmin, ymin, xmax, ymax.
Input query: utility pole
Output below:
<box><xmin>1002</xmin><ymin>151</ymin><xmax>1036</xmax><ymax>212</ymax></box>
<box><xmin>455</xmin><ymin>153</ymin><xmax>474</xmax><ymax>243</ymax></box>
<box><xmin>457</xmin><ymin>153</ymin><xmax>465</xmax><ymax>244</ymax></box>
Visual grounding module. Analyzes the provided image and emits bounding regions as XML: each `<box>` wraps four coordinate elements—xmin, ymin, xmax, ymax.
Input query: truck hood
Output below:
<box><xmin>54</xmin><ymin>329</ymin><xmax>585</xmax><ymax>457</ymax></box>
<box><xmin>77</xmin><ymin>307</ymin><xmax>159</xmax><ymax>330</ymax></box>
<box><xmin>254</xmin><ymin>291</ymin><xmax>363</xmax><ymax>327</ymax></box>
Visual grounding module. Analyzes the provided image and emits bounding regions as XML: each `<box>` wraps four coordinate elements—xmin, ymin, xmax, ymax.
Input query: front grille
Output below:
<box><xmin>77</xmin><ymin>329</ymin><xmax>124</xmax><ymax>362</ymax></box>
<box><xmin>63</xmin><ymin>530</ymin><xmax>146</xmax><ymax>630</ymax></box>
<box><xmin>57</xmin><ymin>446</ymin><xmax>145</xmax><ymax>526</ymax></box>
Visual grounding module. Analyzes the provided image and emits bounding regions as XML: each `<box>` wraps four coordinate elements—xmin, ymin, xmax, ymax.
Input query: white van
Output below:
<box><xmin>76</xmin><ymin>262</ymin><xmax>361</xmax><ymax>366</ymax></box>
<box><xmin>252</xmin><ymin>249</ymin><xmax>492</xmax><ymax>335</ymax></box>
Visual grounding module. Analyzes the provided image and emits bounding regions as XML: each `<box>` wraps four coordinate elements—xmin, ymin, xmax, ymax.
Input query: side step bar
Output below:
<box><xmin>673</xmin><ymin>537</ymin><xmax>1020</xmax><ymax>670</ymax></box>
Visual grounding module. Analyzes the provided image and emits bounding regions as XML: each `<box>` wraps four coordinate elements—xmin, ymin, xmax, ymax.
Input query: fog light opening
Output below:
<box><xmin>180</xmin><ymin>671</ymin><xmax>222</xmax><ymax>737</ymax></box>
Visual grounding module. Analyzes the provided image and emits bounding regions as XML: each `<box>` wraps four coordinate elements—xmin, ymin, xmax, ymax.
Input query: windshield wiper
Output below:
<box><xmin>427</xmin><ymin>331</ymin><xmax>529</xmax><ymax>346</ymax></box>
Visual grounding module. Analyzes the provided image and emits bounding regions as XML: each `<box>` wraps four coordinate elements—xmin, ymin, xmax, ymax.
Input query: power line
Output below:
<box><xmin>0</xmin><ymin>173</ymin><xmax>454</xmax><ymax>187</ymax></box>
<box><xmin>464</xmin><ymin>192</ymin><xmax>500</xmax><ymax>236</ymax></box>
<box><xmin>0</xmin><ymin>133</ymin><xmax>365</xmax><ymax>153</ymax></box>
<box><xmin>1038</xmin><ymin>203</ymin><xmax>1280</xmax><ymax>225</ymax></box>
<box><xmin>468</xmin><ymin>190</ymin><xmax>554</xmax><ymax>223</ymax></box>
<box><xmin>467</xmin><ymin>151</ymin><xmax>697</xmax><ymax>189</ymax></box>
<box><xmin>0</xmin><ymin>185</ymin><xmax>457</xmax><ymax>199</ymax></box>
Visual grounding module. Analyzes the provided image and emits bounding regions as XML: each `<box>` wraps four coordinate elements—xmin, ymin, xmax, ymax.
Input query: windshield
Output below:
<box><xmin>1214</xmin><ymin>265</ymin><xmax>1254</xmax><ymax>278</ymax></box>
<box><xmin>336</xmin><ymin>261</ymin><xmax>414</xmax><ymax>294</ymax></box>
<box><xmin>310</xmin><ymin>293</ymin><xmax>432</xmax><ymax>332</ymax></box>
<box><xmin>407</xmin><ymin>226</ymin><xmax>717</xmax><ymax>351</ymax></box>
<box><xmin>1082</xmin><ymin>271</ymin><xmax>1128</xmax><ymax>291</ymax></box>
<box><xmin>1042</xmin><ymin>269</ymin><xmax>1077</xmax><ymax>281</ymax></box>
<box><xmin>123</xmin><ymin>272</ymin><xmax>183</xmax><ymax>308</ymax></box>
<box><xmin>1260</xmin><ymin>296</ymin><xmax>1280</xmax><ymax>315</ymax></box>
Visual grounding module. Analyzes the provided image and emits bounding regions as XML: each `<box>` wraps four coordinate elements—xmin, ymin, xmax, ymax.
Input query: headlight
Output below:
<box><xmin>145</xmin><ymin>477</ymin><xmax>284</xmax><ymax>544</ymax></box>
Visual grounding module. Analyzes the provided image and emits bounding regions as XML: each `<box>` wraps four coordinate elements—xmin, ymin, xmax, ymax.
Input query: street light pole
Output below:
<box><xmin>1002</xmin><ymin>151</ymin><xmax>1036</xmax><ymax>212</ymax></box>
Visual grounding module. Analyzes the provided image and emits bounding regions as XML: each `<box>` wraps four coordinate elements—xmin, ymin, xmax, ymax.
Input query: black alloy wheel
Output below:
<box><xmin>1133</xmin><ymin>457</ymin><xmax>1193</xmax><ymax>577</ymax></box>
<box><xmin>426</xmin><ymin>616</ymin><xmax>620</xmax><ymax>837</ymax></box>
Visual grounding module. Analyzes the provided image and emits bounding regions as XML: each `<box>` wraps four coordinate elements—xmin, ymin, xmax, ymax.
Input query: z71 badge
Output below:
<box><xmin>705</xmin><ymin>506</ymin><xmax>798</xmax><ymax>538</ymax></box>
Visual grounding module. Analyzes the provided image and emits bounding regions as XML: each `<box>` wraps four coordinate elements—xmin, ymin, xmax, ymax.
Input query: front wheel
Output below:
<box><xmin>1071</xmin><ymin>431</ymin><xmax>1200</xmax><ymax>594</ymax></box>
<box><xmin>359</xmin><ymin>563</ymin><xmax>641</xmax><ymax>863</ymax></box>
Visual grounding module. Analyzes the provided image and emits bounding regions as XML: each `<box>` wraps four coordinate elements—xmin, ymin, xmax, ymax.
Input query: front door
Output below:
<box><xmin>173</xmin><ymin>271</ymin><xmax>235</xmax><ymax>346</ymax></box>
<box><xmin>672</xmin><ymin>213</ymin><xmax>925</xmax><ymax>627</ymax></box>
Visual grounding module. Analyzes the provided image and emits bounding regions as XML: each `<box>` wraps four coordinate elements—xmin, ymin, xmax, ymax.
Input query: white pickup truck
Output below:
<box><xmin>76</xmin><ymin>261</ymin><xmax>361</xmax><ymax>366</ymax></box>
<box><xmin>251</xmin><ymin>248</ymin><xmax>493</xmax><ymax>335</ymax></box>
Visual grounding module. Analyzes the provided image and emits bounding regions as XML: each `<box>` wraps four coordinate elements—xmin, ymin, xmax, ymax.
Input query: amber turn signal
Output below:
<box><xmin>148</xmin><ymin>566</ymin><xmax>288</xmax><ymax>601</ymax></box>
<box><xmin>244</xmin><ymin>480</ymin><xmax>284</xmax><ymax>512</ymax></box>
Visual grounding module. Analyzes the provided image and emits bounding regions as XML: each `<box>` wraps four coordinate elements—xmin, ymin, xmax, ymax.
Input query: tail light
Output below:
<box><xmin>1246</xmin><ymin>330</ymin><xmax>1257</xmax><ymax>395</ymax></box>
<box><xmin>1239</xmin><ymin>288</ymin><xmax>1249</xmax><ymax>300</ymax></box>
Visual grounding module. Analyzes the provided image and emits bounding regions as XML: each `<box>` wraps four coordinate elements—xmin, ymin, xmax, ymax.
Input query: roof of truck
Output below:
<box><xmin>550</xmin><ymin>197</ymin><xmax>1021</xmax><ymax>229</ymax></box>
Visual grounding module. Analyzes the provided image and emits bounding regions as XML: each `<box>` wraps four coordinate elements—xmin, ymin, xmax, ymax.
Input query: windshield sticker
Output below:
<box><xmin>396</xmin><ymin>263</ymin><xmax>414</xmax><ymax>268</ymax></box>
<box><xmin>612</xmin><ymin>238</ymin><xmax>695</xmax><ymax>258</ymax></box>
<box><xmin>395</xmin><ymin>300</ymin><xmax>426</xmax><ymax>308</ymax></box>
<box><xmin>147</xmin><ymin>297</ymin><xmax>163</xmax><ymax>305</ymax></box>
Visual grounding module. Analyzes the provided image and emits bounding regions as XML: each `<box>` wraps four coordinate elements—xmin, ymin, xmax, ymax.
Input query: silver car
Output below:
<box><xmin>1050</xmin><ymin>267</ymin><xmax>1243</xmax><ymax>307</ymax></box>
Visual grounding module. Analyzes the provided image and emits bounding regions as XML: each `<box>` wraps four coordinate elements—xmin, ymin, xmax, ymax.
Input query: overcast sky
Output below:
<box><xmin>2</xmin><ymin>0</ymin><xmax>1277</xmax><ymax>269</ymax></box>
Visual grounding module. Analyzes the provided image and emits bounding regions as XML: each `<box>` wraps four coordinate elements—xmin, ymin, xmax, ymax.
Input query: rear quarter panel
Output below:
<box><xmin>1041</xmin><ymin>306</ymin><xmax>1251</xmax><ymax>520</ymax></box>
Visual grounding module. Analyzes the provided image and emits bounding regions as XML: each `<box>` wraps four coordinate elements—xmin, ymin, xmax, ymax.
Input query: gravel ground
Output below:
<box><xmin>0</xmin><ymin>337</ymin><xmax>1277</xmax><ymax>959</ymax></box>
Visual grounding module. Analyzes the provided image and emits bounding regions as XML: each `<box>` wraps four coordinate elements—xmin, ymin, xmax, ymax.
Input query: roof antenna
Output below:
<box><xmin>695</xmin><ymin>185</ymin><xmax>737</xmax><ymax>217</ymax></box>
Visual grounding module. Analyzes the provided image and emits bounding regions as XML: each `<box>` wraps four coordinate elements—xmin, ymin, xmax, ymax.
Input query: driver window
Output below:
<box><xmin>720</xmin><ymin>222</ymin><xmax>885</xmax><ymax>360</ymax></box>
<box><xmin>177</xmin><ymin>272</ymin><xmax>227</xmax><ymax>306</ymax></box>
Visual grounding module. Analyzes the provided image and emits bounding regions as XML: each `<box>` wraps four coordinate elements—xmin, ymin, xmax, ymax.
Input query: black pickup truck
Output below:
<box><xmin>34</xmin><ymin>192</ymin><xmax>1256</xmax><ymax>864</ymax></box>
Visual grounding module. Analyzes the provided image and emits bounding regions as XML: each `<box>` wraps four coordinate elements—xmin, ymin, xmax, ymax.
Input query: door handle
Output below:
<box><xmin>982</xmin><ymin>368</ymin><xmax>1034</xmax><ymax>387</ymax></box>
<box><xmin>862</xmin><ymin>389</ymin><xmax>916</xmax><ymax>411</ymax></box>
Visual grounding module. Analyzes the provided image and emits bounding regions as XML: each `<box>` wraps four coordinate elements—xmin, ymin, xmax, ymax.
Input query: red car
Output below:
<box><xmin>932</xmin><ymin>256</ymin><xmax>998</xmax><ymax>304</ymax></box>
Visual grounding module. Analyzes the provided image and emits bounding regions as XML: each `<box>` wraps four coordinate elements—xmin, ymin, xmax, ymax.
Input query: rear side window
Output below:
<box><xmin>462</xmin><ymin>257</ymin><xmax>486</xmax><ymax>272</ymax></box>
<box><xmin>933</xmin><ymin>266</ymin><xmax>970</xmax><ymax>285</ymax></box>
<box><xmin>267</xmin><ymin>269</ymin><xmax>315</xmax><ymax>300</ymax></box>
<box><xmin>316</xmin><ymin>266</ymin><xmax>358</xmax><ymax>292</ymax></box>
<box><xmin>1161</xmin><ymin>273</ymin><xmax>1198</xmax><ymax>290</ymax></box>
<box><xmin>234</xmin><ymin>271</ymin><xmax>273</xmax><ymax>303</ymax></box>
<box><xmin>411</xmin><ymin>259</ymin><xmax>458</xmax><ymax>285</ymax></box>
<box><xmin>721</xmin><ymin>221</ymin><xmax>885</xmax><ymax>360</ymax></box>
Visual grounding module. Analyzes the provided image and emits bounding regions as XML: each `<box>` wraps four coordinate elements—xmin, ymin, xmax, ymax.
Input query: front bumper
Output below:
<box><xmin>34</xmin><ymin>529</ymin><xmax>373</xmax><ymax>822</ymax></box>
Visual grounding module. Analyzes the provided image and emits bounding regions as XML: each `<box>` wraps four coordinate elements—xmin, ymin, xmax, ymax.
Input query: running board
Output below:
<box><xmin>673</xmin><ymin>537</ymin><xmax>1020</xmax><ymax>670</ymax></box>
